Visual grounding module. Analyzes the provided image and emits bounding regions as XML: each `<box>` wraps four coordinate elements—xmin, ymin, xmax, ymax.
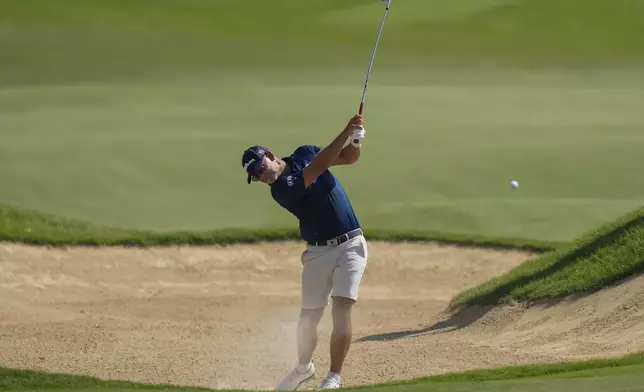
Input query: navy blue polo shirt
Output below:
<box><xmin>270</xmin><ymin>145</ymin><xmax>361</xmax><ymax>243</ymax></box>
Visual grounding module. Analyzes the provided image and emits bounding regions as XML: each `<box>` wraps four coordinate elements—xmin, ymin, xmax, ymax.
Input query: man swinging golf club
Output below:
<box><xmin>241</xmin><ymin>114</ymin><xmax>368</xmax><ymax>390</ymax></box>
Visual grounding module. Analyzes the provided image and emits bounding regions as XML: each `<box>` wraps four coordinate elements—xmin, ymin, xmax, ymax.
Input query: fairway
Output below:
<box><xmin>364</xmin><ymin>365</ymin><xmax>644</xmax><ymax>392</ymax></box>
<box><xmin>2</xmin><ymin>0</ymin><xmax>644</xmax><ymax>242</ymax></box>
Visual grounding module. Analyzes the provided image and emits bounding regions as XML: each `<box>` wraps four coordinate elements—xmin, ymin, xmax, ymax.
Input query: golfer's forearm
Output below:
<box><xmin>341</xmin><ymin>144</ymin><xmax>360</xmax><ymax>164</ymax></box>
<box><xmin>315</xmin><ymin>129</ymin><xmax>353</xmax><ymax>168</ymax></box>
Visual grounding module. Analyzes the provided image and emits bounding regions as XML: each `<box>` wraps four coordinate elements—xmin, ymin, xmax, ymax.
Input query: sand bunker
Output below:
<box><xmin>1</xmin><ymin>241</ymin><xmax>643</xmax><ymax>390</ymax></box>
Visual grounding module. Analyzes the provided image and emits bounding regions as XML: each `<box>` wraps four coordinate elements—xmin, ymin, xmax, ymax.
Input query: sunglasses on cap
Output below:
<box><xmin>242</xmin><ymin>145</ymin><xmax>270</xmax><ymax>184</ymax></box>
<box><xmin>250</xmin><ymin>163</ymin><xmax>266</xmax><ymax>182</ymax></box>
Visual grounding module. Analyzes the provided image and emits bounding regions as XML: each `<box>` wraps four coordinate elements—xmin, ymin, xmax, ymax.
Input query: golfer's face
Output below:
<box><xmin>255</xmin><ymin>157</ymin><xmax>276</xmax><ymax>184</ymax></box>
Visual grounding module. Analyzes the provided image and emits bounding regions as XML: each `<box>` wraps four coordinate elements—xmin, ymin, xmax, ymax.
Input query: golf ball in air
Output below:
<box><xmin>510</xmin><ymin>180</ymin><xmax>519</xmax><ymax>189</ymax></box>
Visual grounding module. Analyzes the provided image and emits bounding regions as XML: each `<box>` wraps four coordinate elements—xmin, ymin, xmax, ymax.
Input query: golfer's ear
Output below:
<box><xmin>266</xmin><ymin>151</ymin><xmax>276</xmax><ymax>160</ymax></box>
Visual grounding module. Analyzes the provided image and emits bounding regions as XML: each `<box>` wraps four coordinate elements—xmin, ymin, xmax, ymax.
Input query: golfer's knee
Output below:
<box><xmin>332</xmin><ymin>296</ymin><xmax>355</xmax><ymax>311</ymax></box>
<box><xmin>299</xmin><ymin>308</ymin><xmax>324</xmax><ymax>330</ymax></box>
<box><xmin>332</xmin><ymin>297</ymin><xmax>354</xmax><ymax>325</ymax></box>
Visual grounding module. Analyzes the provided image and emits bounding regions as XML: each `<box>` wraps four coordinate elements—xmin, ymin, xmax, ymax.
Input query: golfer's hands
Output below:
<box><xmin>352</xmin><ymin>127</ymin><xmax>365</xmax><ymax>143</ymax></box>
<box><xmin>343</xmin><ymin>114</ymin><xmax>365</xmax><ymax>147</ymax></box>
<box><xmin>344</xmin><ymin>114</ymin><xmax>364</xmax><ymax>134</ymax></box>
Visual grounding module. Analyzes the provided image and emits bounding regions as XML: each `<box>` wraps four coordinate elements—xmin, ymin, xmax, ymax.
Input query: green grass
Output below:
<box><xmin>1</xmin><ymin>0</ymin><xmax>644</xmax><ymax>243</ymax></box>
<box><xmin>2</xmin><ymin>0</ymin><xmax>644</xmax><ymax>85</ymax></box>
<box><xmin>0</xmin><ymin>201</ymin><xmax>561</xmax><ymax>251</ymax></box>
<box><xmin>2</xmin><ymin>352</ymin><xmax>644</xmax><ymax>391</ymax></box>
<box><xmin>451</xmin><ymin>206</ymin><xmax>644</xmax><ymax>307</ymax></box>
<box><xmin>0</xmin><ymin>366</ymin><xmax>211</xmax><ymax>390</ymax></box>
<box><xmin>2</xmin><ymin>5</ymin><xmax>644</xmax><ymax>392</ymax></box>
<box><xmin>363</xmin><ymin>368</ymin><xmax>644</xmax><ymax>392</ymax></box>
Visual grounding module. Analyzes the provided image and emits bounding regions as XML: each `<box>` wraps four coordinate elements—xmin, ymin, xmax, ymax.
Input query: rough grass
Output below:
<box><xmin>0</xmin><ymin>202</ymin><xmax>559</xmax><ymax>251</ymax></box>
<box><xmin>2</xmin><ymin>352</ymin><xmax>643</xmax><ymax>391</ymax></box>
<box><xmin>451</xmin><ymin>206</ymin><xmax>644</xmax><ymax>307</ymax></box>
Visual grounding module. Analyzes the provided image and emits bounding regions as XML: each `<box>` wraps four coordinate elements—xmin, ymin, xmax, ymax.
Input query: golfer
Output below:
<box><xmin>241</xmin><ymin>114</ymin><xmax>369</xmax><ymax>390</ymax></box>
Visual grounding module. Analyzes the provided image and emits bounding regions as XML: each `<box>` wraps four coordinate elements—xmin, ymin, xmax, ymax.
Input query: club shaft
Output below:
<box><xmin>359</xmin><ymin>1</ymin><xmax>391</xmax><ymax>115</ymax></box>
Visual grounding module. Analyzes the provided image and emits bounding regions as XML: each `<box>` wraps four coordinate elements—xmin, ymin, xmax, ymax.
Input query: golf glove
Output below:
<box><xmin>351</xmin><ymin>127</ymin><xmax>365</xmax><ymax>147</ymax></box>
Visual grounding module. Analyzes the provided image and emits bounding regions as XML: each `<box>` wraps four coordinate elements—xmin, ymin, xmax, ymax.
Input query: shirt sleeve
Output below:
<box><xmin>294</xmin><ymin>145</ymin><xmax>322</xmax><ymax>164</ymax></box>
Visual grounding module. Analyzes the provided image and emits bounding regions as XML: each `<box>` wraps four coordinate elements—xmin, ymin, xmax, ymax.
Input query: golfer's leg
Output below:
<box><xmin>297</xmin><ymin>307</ymin><xmax>324</xmax><ymax>365</ymax></box>
<box><xmin>328</xmin><ymin>236</ymin><xmax>368</xmax><ymax>375</ymax></box>
<box><xmin>329</xmin><ymin>296</ymin><xmax>355</xmax><ymax>374</ymax></box>
<box><xmin>277</xmin><ymin>306</ymin><xmax>322</xmax><ymax>390</ymax></box>
<box><xmin>299</xmin><ymin>248</ymin><xmax>334</xmax><ymax>365</ymax></box>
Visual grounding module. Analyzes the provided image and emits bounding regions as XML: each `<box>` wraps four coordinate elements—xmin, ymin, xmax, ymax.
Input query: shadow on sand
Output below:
<box><xmin>355</xmin><ymin>304</ymin><xmax>495</xmax><ymax>342</ymax></box>
<box><xmin>356</xmin><ymin>216</ymin><xmax>644</xmax><ymax>343</ymax></box>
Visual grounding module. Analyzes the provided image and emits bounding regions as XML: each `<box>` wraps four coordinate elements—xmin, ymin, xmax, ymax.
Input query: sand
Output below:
<box><xmin>1</xmin><ymin>240</ymin><xmax>643</xmax><ymax>390</ymax></box>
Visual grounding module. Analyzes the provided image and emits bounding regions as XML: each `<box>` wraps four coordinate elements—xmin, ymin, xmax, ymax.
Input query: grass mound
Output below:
<box><xmin>0</xmin><ymin>201</ymin><xmax>300</xmax><ymax>246</ymax></box>
<box><xmin>451</xmin><ymin>206</ymin><xmax>644</xmax><ymax>307</ymax></box>
<box><xmin>0</xmin><ymin>202</ymin><xmax>559</xmax><ymax>251</ymax></box>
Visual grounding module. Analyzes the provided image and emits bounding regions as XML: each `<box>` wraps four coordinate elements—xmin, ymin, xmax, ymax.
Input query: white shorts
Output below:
<box><xmin>300</xmin><ymin>235</ymin><xmax>368</xmax><ymax>309</ymax></box>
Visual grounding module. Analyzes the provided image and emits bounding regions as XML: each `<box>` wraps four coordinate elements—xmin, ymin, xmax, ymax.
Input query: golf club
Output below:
<box><xmin>358</xmin><ymin>0</ymin><xmax>392</xmax><ymax>116</ymax></box>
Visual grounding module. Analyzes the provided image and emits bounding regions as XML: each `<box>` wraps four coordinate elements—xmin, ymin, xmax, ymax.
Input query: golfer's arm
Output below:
<box><xmin>302</xmin><ymin>128</ymin><xmax>353</xmax><ymax>188</ymax></box>
<box><xmin>336</xmin><ymin>143</ymin><xmax>360</xmax><ymax>165</ymax></box>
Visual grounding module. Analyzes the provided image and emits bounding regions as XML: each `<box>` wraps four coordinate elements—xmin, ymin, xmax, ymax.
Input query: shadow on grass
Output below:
<box><xmin>356</xmin><ymin>215</ymin><xmax>644</xmax><ymax>343</ymax></box>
